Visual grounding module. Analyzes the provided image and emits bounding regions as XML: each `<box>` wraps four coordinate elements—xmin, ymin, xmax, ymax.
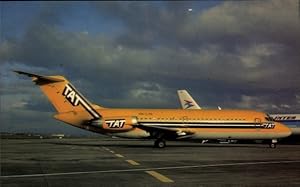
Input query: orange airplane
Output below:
<box><xmin>15</xmin><ymin>71</ymin><xmax>291</xmax><ymax>148</ymax></box>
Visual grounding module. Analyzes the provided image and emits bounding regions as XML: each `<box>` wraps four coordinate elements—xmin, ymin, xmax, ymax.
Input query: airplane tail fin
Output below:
<box><xmin>14</xmin><ymin>71</ymin><xmax>101</xmax><ymax>119</ymax></box>
<box><xmin>177</xmin><ymin>90</ymin><xmax>201</xmax><ymax>109</ymax></box>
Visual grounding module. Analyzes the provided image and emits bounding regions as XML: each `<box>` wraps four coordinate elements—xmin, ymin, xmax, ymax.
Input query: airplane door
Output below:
<box><xmin>255</xmin><ymin>118</ymin><xmax>261</xmax><ymax>131</ymax></box>
<box><xmin>182</xmin><ymin>116</ymin><xmax>189</xmax><ymax>131</ymax></box>
<box><xmin>182</xmin><ymin>116</ymin><xmax>188</xmax><ymax>125</ymax></box>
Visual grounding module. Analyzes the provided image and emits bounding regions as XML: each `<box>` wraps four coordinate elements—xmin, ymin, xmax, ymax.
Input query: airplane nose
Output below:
<box><xmin>276</xmin><ymin>122</ymin><xmax>292</xmax><ymax>138</ymax></box>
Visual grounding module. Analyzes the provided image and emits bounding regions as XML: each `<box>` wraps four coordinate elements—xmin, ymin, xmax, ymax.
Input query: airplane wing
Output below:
<box><xmin>136</xmin><ymin>123</ymin><xmax>194</xmax><ymax>140</ymax></box>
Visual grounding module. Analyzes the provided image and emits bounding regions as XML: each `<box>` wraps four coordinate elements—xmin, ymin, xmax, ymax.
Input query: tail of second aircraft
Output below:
<box><xmin>14</xmin><ymin>71</ymin><xmax>102</xmax><ymax>119</ymax></box>
<box><xmin>177</xmin><ymin>90</ymin><xmax>201</xmax><ymax>109</ymax></box>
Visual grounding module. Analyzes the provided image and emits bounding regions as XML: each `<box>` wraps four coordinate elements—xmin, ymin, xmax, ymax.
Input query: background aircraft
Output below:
<box><xmin>14</xmin><ymin>71</ymin><xmax>291</xmax><ymax>148</ymax></box>
<box><xmin>178</xmin><ymin>90</ymin><xmax>202</xmax><ymax>110</ymax></box>
<box><xmin>270</xmin><ymin>114</ymin><xmax>300</xmax><ymax>135</ymax></box>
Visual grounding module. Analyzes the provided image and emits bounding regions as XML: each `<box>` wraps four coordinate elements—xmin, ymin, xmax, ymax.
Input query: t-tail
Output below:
<box><xmin>14</xmin><ymin>71</ymin><xmax>102</xmax><ymax>120</ymax></box>
<box><xmin>177</xmin><ymin>90</ymin><xmax>201</xmax><ymax>109</ymax></box>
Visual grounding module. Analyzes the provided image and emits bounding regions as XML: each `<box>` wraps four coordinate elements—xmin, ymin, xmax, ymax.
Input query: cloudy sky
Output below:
<box><xmin>1</xmin><ymin>1</ymin><xmax>300</xmax><ymax>135</ymax></box>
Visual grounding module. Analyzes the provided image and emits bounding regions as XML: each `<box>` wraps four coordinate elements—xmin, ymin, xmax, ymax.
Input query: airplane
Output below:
<box><xmin>14</xmin><ymin>71</ymin><xmax>291</xmax><ymax>148</ymax></box>
<box><xmin>177</xmin><ymin>89</ymin><xmax>300</xmax><ymax>136</ymax></box>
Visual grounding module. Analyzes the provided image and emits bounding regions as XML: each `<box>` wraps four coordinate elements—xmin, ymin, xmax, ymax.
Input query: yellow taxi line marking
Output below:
<box><xmin>102</xmin><ymin>146</ymin><xmax>110</xmax><ymax>151</ymax></box>
<box><xmin>145</xmin><ymin>170</ymin><xmax>174</xmax><ymax>183</ymax></box>
<box><xmin>126</xmin><ymin>160</ymin><xmax>140</xmax><ymax>166</ymax></box>
<box><xmin>115</xmin><ymin>154</ymin><xmax>124</xmax><ymax>158</ymax></box>
<box><xmin>102</xmin><ymin>147</ymin><xmax>111</xmax><ymax>151</ymax></box>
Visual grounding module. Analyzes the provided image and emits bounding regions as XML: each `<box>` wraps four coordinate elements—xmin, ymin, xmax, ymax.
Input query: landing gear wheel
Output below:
<box><xmin>154</xmin><ymin>139</ymin><xmax>166</xmax><ymax>148</ymax></box>
<box><xmin>269</xmin><ymin>139</ymin><xmax>277</xmax><ymax>148</ymax></box>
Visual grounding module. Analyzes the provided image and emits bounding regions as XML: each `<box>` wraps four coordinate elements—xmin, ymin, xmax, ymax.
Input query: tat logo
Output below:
<box><xmin>105</xmin><ymin>119</ymin><xmax>126</xmax><ymax>128</ymax></box>
<box><xmin>262</xmin><ymin>123</ymin><xmax>275</xmax><ymax>129</ymax></box>
<box><xmin>63</xmin><ymin>84</ymin><xmax>85</xmax><ymax>106</ymax></box>
<box><xmin>62</xmin><ymin>83</ymin><xmax>101</xmax><ymax>119</ymax></box>
<box><xmin>184</xmin><ymin>100</ymin><xmax>194</xmax><ymax>109</ymax></box>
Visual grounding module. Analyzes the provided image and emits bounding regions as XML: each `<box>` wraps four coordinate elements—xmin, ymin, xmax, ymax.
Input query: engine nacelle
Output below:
<box><xmin>89</xmin><ymin>116</ymin><xmax>138</xmax><ymax>132</ymax></box>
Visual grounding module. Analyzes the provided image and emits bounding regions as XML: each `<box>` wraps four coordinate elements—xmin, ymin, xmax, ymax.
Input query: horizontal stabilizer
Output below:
<box><xmin>14</xmin><ymin>70</ymin><xmax>64</xmax><ymax>85</ymax></box>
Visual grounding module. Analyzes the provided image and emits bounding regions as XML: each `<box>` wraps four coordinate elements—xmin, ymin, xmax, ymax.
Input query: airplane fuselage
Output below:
<box><xmin>54</xmin><ymin>108</ymin><xmax>291</xmax><ymax>140</ymax></box>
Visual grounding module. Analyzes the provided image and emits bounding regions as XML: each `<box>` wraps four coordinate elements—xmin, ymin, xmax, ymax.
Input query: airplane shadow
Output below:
<box><xmin>47</xmin><ymin>141</ymin><xmax>270</xmax><ymax>149</ymax></box>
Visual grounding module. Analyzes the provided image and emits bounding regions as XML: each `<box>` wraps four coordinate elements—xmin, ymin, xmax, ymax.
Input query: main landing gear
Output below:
<box><xmin>269</xmin><ymin>139</ymin><xmax>277</xmax><ymax>148</ymax></box>
<box><xmin>154</xmin><ymin>138</ymin><xmax>166</xmax><ymax>148</ymax></box>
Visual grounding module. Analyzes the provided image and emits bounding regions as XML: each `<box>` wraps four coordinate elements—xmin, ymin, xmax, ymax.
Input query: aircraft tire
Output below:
<box><xmin>269</xmin><ymin>143</ymin><xmax>276</xmax><ymax>148</ymax></box>
<box><xmin>154</xmin><ymin>139</ymin><xmax>166</xmax><ymax>148</ymax></box>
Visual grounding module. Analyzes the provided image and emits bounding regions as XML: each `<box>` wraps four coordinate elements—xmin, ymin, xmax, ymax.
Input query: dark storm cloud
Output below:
<box><xmin>92</xmin><ymin>1</ymin><xmax>198</xmax><ymax>49</ymax></box>
<box><xmin>2</xmin><ymin>1</ymin><xmax>299</xmax><ymax>95</ymax></box>
<box><xmin>90</xmin><ymin>1</ymin><xmax>299</xmax><ymax>89</ymax></box>
<box><xmin>92</xmin><ymin>1</ymin><xmax>299</xmax><ymax>49</ymax></box>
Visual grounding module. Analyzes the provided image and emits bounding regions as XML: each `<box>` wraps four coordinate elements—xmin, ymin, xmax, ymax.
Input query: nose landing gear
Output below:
<box><xmin>269</xmin><ymin>139</ymin><xmax>277</xmax><ymax>148</ymax></box>
<box><xmin>154</xmin><ymin>138</ymin><xmax>166</xmax><ymax>148</ymax></box>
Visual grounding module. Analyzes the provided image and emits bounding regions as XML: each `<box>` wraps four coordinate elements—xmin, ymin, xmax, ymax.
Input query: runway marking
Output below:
<box><xmin>145</xmin><ymin>170</ymin><xmax>174</xmax><ymax>183</ymax></box>
<box><xmin>126</xmin><ymin>160</ymin><xmax>140</xmax><ymax>166</ymax></box>
<box><xmin>115</xmin><ymin>154</ymin><xmax>124</xmax><ymax>158</ymax></box>
<box><xmin>2</xmin><ymin>160</ymin><xmax>300</xmax><ymax>178</ymax></box>
<box><xmin>102</xmin><ymin>147</ymin><xmax>123</xmax><ymax>158</ymax></box>
<box><xmin>102</xmin><ymin>146</ymin><xmax>172</xmax><ymax>183</ymax></box>
<box><xmin>102</xmin><ymin>146</ymin><xmax>110</xmax><ymax>151</ymax></box>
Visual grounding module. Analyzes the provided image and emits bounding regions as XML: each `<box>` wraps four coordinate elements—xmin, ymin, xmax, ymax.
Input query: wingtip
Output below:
<box><xmin>13</xmin><ymin>70</ymin><xmax>21</xmax><ymax>74</ymax></box>
<box><xmin>13</xmin><ymin>70</ymin><xmax>29</xmax><ymax>75</ymax></box>
<box><xmin>13</xmin><ymin>70</ymin><xmax>42</xmax><ymax>78</ymax></box>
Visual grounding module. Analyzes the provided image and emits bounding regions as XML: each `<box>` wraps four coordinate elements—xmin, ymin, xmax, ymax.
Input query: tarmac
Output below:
<box><xmin>1</xmin><ymin>138</ymin><xmax>300</xmax><ymax>186</ymax></box>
